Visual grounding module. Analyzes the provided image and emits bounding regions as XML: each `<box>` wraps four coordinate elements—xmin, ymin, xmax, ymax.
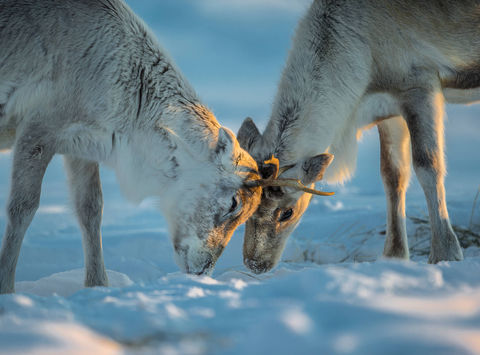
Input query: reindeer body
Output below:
<box><xmin>0</xmin><ymin>0</ymin><xmax>261</xmax><ymax>293</ymax></box>
<box><xmin>239</xmin><ymin>0</ymin><xmax>479</xmax><ymax>273</ymax></box>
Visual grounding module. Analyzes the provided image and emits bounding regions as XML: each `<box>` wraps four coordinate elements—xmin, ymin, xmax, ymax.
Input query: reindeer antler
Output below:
<box><xmin>263</xmin><ymin>156</ymin><xmax>280</xmax><ymax>179</ymax></box>
<box><xmin>278</xmin><ymin>164</ymin><xmax>295</xmax><ymax>177</ymax></box>
<box><xmin>262</xmin><ymin>156</ymin><xmax>294</xmax><ymax>179</ymax></box>
<box><xmin>245</xmin><ymin>155</ymin><xmax>335</xmax><ymax>196</ymax></box>
<box><xmin>246</xmin><ymin>178</ymin><xmax>334</xmax><ymax>196</ymax></box>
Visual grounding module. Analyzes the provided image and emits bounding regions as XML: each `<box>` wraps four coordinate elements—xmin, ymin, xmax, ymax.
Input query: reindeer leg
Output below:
<box><xmin>0</xmin><ymin>126</ymin><xmax>54</xmax><ymax>293</ymax></box>
<box><xmin>403</xmin><ymin>88</ymin><xmax>463</xmax><ymax>263</ymax></box>
<box><xmin>64</xmin><ymin>156</ymin><xmax>108</xmax><ymax>288</ymax></box>
<box><xmin>378</xmin><ymin>116</ymin><xmax>411</xmax><ymax>259</ymax></box>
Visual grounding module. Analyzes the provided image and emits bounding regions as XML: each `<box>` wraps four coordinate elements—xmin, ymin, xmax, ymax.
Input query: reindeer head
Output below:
<box><xmin>159</xmin><ymin>126</ymin><xmax>262</xmax><ymax>275</ymax></box>
<box><xmin>238</xmin><ymin>117</ymin><xmax>334</xmax><ymax>274</ymax></box>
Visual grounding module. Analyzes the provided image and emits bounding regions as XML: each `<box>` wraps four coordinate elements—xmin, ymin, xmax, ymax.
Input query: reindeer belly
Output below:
<box><xmin>442</xmin><ymin>68</ymin><xmax>480</xmax><ymax>104</ymax></box>
<box><xmin>0</xmin><ymin>126</ymin><xmax>15</xmax><ymax>151</ymax></box>
<box><xmin>0</xmin><ymin>103</ymin><xmax>16</xmax><ymax>151</ymax></box>
<box><xmin>443</xmin><ymin>68</ymin><xmax>480</xmax><ymax>90</ymax></box>
<box><xmin>443</xmin><ymin>87</ymin><xmax>480</xmax><ymax>105</ymax></box>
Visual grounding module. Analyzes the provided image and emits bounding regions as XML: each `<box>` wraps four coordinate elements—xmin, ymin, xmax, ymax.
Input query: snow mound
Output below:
<box><xmin>16</xmin><ymin>269</ymin><xmax>133</xmax><ymax>297</ymax></box>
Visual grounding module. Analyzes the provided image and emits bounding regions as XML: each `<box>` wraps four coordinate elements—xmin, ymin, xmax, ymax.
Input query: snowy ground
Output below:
<box><xmin>1</xmin><ymin>1</ymin><xmax>480</xmax><ymax>354</ymax></box>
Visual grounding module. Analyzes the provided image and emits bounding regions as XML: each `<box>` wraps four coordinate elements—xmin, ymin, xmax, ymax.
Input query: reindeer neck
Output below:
<box><xmin>125</xmin><ymin>42</ymin><xmax>220</xmax><ymax>156</ymax></box>
<box><xmin>112</xmin><ymin>97</ymin><xmax>219</xmax><ymax>204</ymax></box>
<box><xmin>262</xmin><ymin>0</ymin><xmax>371</xmax><ymax>166</ymax></box>
<box><xmin>110</xmin><ymin>42</ymin><xmax>221</xmax><ymax>202</ymax></box>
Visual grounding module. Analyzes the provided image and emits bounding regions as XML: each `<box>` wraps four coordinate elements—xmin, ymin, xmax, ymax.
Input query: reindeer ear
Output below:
<box><xmin>301</xmin><ymin>153</ymin><xmax>334</xmax><ymax>184</ymax></box>
<box><xmin>237</xmin><ymin>117</ymin><xmax>261</xmax><ymax>152</ymax></box>
<box><xmin>214</xmin><ymin>127</ymin><xmax>236</xmax><ymax>163</ymax></box>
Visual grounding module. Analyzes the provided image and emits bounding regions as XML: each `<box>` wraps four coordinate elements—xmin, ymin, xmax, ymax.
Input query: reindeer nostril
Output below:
<box><xmin>244</xmin><ymin>258</ymin><xmax>272</xmax><ymax>274</ymax></box>
<box><xmin>195</xmin><ymin>256</ymin><xmax>214</xmax><ymax>276</ymax></box>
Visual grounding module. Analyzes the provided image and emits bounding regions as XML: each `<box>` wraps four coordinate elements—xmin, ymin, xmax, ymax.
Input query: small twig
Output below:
<box><xmin>234</xmin><ymin>270</ymin><xmax>262</xmax><ymax>281</ymax></box>
<box><xmin>326</xmin><ymin>222</ymin><xmax>356</xmax><ymax>242</ymax></box>
<box><xmin>216</xmin><ymin>267</ymin><xmax>262</xmax><ymax>281</ymax></box>
<box><xmin>409</xmin><ymin>236</ymin><xmax>429</xmax><ymax>250</ymax></box>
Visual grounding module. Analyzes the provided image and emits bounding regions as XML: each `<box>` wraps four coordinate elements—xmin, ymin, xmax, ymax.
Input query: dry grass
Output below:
<box><xmin>409</xmin><ymin>216</ymin><xmax>480</xmax><ymax>249</ymax></box>
<box><xmin>469</xmin><ymin>185</ymin><xmax>480</xmax><ymax>230</ymax></box>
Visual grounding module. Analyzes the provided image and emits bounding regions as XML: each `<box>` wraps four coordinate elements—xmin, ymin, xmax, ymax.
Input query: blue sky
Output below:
<box><xmin>126</xmin><ymin>0</ymin><xmax>311</xmax><ymax>130</ymax></box>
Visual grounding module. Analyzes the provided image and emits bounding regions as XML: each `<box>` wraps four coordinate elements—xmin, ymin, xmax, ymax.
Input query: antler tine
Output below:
<box><xmin>263</xmin><ymin>156</ymin><xmax>280</xmax><ymax>179</ymax></box>
<box><xmin>245</xmin><ymin>178</ymin><xmax>335</xmax><ymax>196</ymax></box>
<box><xmin>277</xmin><ymin>164</ymin><xmax>295</xmax><ymax>177</ymax></box>
<box><xmin>246</xmin><ymin>154</ymin><xmax>334</xmax><ymax>196</ymax></box>
<box><xmin>263</xmin><ymin>155</ymin><xmax>294</xmax><ymax>178</ymax></box>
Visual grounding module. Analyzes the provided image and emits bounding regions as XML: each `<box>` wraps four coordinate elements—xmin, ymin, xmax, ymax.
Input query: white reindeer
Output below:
<box><xmin>0</xmin><ymin>0</ymin><xmax>266</xmax><ymax>294</ymax></box>
<box><xmin>238</xmin><ymin>0</ymin><xmax>479</xmax><ymax>274</ymax></box>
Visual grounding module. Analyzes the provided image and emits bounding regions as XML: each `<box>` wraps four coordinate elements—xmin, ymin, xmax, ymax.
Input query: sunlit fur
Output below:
<box><xmin>243</xmin><ymin>190</ymin><xmax>312</xmax><ymax>273</ymax></box>
<box><xmin>239</xmin><ymin>0</ymin><xmax>480</xmax><ymax>273</ymax></box>
<box><xmin>0</xmin><ymin>0</ymin><xmax>261</xmax><ymax>294</ymax></box>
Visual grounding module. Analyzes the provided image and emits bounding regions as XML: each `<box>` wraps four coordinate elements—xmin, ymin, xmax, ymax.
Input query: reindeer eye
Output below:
<box><xmin>278</xmin><ymin>208</ymin><xmax>293</xmax><ymax>222</ymax></box>
<box><xmin>228</xmin><ymin>196</ymin><xmax>239</xmax><ymax>214</ymax></box>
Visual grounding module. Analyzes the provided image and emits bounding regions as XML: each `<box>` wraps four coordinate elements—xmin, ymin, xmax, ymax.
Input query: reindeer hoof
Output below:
<box><xmin>428</xmin><ymin>240</ymin><xmax>464</xmax><ymax>264</ymax></box>
<box><xmin>383</xmin><ymin>239</ymin><xmax>410</xmax><ymax>260</ymax></box>
<box><xmin>84</xmin><ymin>269</ymin><xmax>109</xmax><ymax>288</ymax></box>
<box><xmin>428</xmin><ymin>250</ymin><xmax>464</xmax><ymax>264</ymax></box>
<box><xmin>383</xmin><ymin>249</ymin><xmax>410</xmax><ymax>260</ymax></box>
<box><xmin>0</xmin><ymin>279</ymin><xmax>15</xmax><ymax>294</ymax></box>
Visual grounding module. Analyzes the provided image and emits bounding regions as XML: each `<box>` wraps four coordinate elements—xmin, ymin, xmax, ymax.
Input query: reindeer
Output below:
<box><xmin>238</xmin><ymin>0</ymin><xmax>480</xmax><ymax>274</ymax></box>
<box><xmin>0</xmin><ymin>0</ymin><xmax>269</xmax><ymax>294</ymax></box>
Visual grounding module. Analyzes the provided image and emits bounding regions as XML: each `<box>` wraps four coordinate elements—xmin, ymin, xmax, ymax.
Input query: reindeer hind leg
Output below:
<box><xmin>403</xmin><ymin>88</ymin><xmax>463</xmax><ymax>263</ymax></box>
<box><xmin>0</xmin><ymin>124</ymin><xmax>54</xmax><ymax>293</ymax></box>
<box><xmin>64</xmin><ymin>156</ymin><xmax>108</xmax><ymax>288</ymax></box>
<box><xmin>378</xmin><ymin>116</ymin><xmax>411</xmax><ymax>259</ymax></box>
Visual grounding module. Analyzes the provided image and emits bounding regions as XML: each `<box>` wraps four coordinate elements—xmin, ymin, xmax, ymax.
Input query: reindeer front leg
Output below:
<box><xmin>403</xmin><ymin>88</ymin><xmax>463</xmax><ymax>263</ymax></box>
<box><xmin>64</xmin><ymin>156</ymin><xmax>108</xmax><ymax>288</ymax></box>
<box><xmin>378</xmin><ymin>116</ymin><xmax>411</xmax><ymax>259</ymax></box>
<box><xmin>0</xmin><ymin>127</ymin><xmax>54</xmax><ymax>293</ymax></box>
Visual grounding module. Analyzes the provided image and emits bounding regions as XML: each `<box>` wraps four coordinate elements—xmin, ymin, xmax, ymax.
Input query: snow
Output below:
<box><xmin>2</xmin><ymin>259</ymin><xmax>480</xmax><ymax>354</ymax></box>
<box><xmin>16</xmin><ymin>269</ymin><xmax>133</xmax><ymax>297</ymax></box>
<box><xmin>1</xmin><ymin>1</ymin><xmax>480</xmax><ymax>354</ymax></box>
